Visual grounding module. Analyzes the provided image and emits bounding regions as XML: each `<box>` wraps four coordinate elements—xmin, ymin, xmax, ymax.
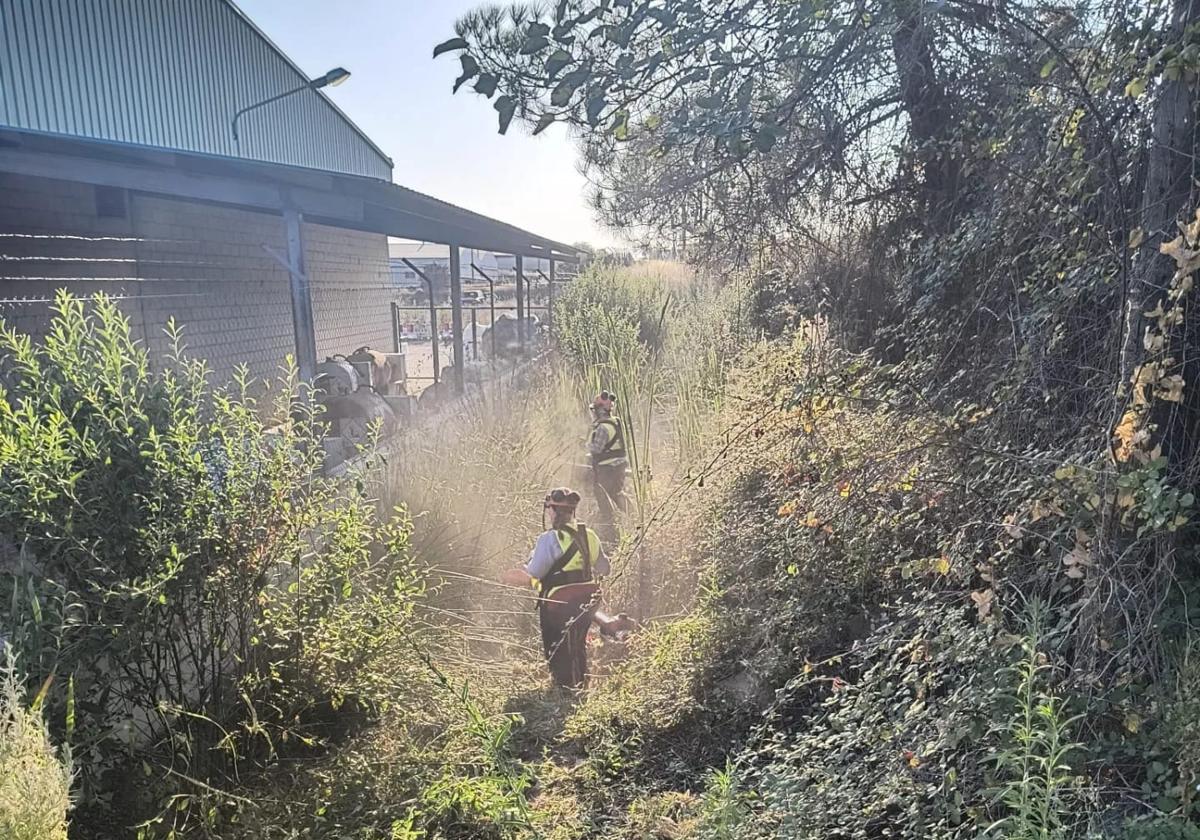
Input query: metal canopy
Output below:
<box><xmin>0</xmin><ymin>126</ymin><xmax>585</xmax><ymax>396</ymax></box>
<box><xmin>0</xmin><ymin>128</ymin><xmax>585</xmax><ymax>261</ymax></box>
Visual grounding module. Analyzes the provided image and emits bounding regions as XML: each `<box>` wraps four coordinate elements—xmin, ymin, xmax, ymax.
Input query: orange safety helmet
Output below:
<box><xmin>591</xmin><ymin>390</ymin><xmax>616</xmax><ymax>412</ymax></box>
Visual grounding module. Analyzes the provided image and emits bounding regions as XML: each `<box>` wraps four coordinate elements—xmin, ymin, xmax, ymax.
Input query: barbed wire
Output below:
<box><xmin>0</xmin><ymin>232</ymin><xmax>191</xmax><ymax>243</ymax></box>
<box><xmin>0</xmin><ymin>292</ymin><xmax>217</xmax><ymax>304</ymax></box>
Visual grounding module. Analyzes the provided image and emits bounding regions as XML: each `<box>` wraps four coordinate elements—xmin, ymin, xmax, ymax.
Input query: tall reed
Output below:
<box><xmin>555</xmin><ymin>263</ymin><xmax>744</xmax><ymax>519</ymax></box>
<box><xmin>550</xmin><ymin>263</ymin><xmax>746</xmax><ymax>617</ymax></box>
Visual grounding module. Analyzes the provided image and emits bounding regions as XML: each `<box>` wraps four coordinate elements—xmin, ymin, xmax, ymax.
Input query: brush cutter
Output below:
<box><xmin>498</xmin><ymin>571</ymin><xmax>637</xmax><ymax>640</ymax></box>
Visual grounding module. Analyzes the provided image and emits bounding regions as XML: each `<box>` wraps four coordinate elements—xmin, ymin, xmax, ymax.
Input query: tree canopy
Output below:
<box><xmin>438</xmin><ymin>1</ymin><xmax>1173</xmax><ymax>261</ymax></box>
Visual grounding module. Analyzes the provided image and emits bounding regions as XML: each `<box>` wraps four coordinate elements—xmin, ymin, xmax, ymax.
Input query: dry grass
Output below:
<box><xmin>382</xmin><ymin>362</ymin><xmax>589</xmax><ymax>673</ymax></box>
<box><xmin>361</xmin><ymin>260</ymin><xmax>743</xmax><ymax>837</ymax></box>
<box><xmin>0</xmin><ymin>651</ymin><xmax>72</xmax><ymax>840</ymax></box>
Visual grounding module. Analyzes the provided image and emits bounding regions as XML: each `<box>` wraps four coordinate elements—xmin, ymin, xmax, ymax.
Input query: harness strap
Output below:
<box><xmin>575</xmin><ymin>522</ymin><xmax>593</xmax><ymax>574</ymax></box>
<box><xmin>596</xmin><ymin>418</ymin><xmax>624</xmax><ymax>455</ymax></box>
<box><xmin>544</xmin><ymin>537</ymin><xmax>578</xmax><ymax>580</ymax></box>
<box><xmin>540</xmin><ymin>524</ymin><xmax>593</xmax><ymax>595</ymax></box>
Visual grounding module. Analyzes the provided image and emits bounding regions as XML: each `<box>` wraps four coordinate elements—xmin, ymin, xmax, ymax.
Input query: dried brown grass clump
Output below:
<box><xmin>0</xmin><ymin>652</ymin><xmax>72</xmax><ymax>840</ymax></box>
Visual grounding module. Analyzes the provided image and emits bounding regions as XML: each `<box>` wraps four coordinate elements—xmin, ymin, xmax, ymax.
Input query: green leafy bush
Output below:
<box><xmin>417</xmin><ymin>682</ymin><xmax>533</xmax><ymax>839</ymax></box>
<box><xmin>0</xmin><ymin>292</ymin><xmax>424</xmax><ymax>835</ymax></box>
<box><xmin>554</xmin><ymin>264</ymin><xmax>673</xmax><ymax>362</ymax></box>
<box><xmin>1121</xmin><ymin>818</ymin><xmax>1200</xmax><ymax>840</ymax></box>
<box><xmin>697</xmin><ymin>760</ymin><xmax>754</xmax><ymax>839</ymax></box>
<box><xmin>746</xmin><ymin>595</ymin><xmax>999</xmax><ymax>840</ymax></box>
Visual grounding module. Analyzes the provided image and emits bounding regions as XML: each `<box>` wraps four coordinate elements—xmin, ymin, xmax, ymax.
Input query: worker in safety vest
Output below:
<box><xmin>588</xmin><ymin>391</ymin><xmax>627</xmax><ymax>525</ymax></box>
<box><xmin>522</xmin><ymin>488</ymin><xmax>609</xmax><ymax>688</ymax></box>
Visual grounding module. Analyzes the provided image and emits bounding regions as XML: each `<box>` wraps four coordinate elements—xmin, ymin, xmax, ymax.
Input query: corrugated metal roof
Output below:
<box><xmin>0</xmin><ymin>0</ymin><xmax>392</xmax><ymax>179</ymax></box>
<box><xmin>0</xmin><ymin>128</ymin><xmax>586</xmax><ymax>260</ymax></box>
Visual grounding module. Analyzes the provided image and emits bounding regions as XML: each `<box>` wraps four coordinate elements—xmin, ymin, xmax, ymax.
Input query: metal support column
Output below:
<box><xmin>283</xmin><ymin>208</ymin><xmax>317</xmax><ymax>383</ymax></box>
<box><xmin>391</xmin><ymin>301</ymin><xmax>402</xmax><ymax>354</ymax></box>
<box><xmin>401</xmin><ymin>257</ymin><xmax>439</xmax><ymax>386</ymax></box>
<box><xmin>449</xmin><ymin>245</ymin><xmax>465</xmax><ymax>393</ymax></box>
<box><xmin>515</xmin><ymin>254</ymin><xmax>526</xmax><ymax>355</ymax></box>
<box><xmin>471</xmin><ymin>262</ymin><xmax>497</xmax><ymax>361</ymax></box>
<box><xmin>548</xmin><ymin>257</ymin><xmax>555</xmax><ymax>336</ymax></box>
<box><xmin>537</xmin><ymin>269</ymin><xmax>556</xmax><ymax>335</ymax></box>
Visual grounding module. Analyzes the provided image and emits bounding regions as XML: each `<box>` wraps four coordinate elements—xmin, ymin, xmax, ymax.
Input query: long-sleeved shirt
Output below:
<box><xmin>524</xmin><ymin>524</ymin><xmax>610</xmax><ymax>580</ymax></box>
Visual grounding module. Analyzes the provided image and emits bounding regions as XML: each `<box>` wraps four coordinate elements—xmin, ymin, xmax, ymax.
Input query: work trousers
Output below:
<box><xmin>538</xmin><ymin>584</ymin><xmax>599</xmax><ymax>688</ymax></box>
<box><xmin>592</xmin><ymin>462</ymin><xmax>627</xmax><ymax>524</ymax></box>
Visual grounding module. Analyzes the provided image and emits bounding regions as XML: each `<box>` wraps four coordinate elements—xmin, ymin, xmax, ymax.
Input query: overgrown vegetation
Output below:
<box><xmin>527</xmin><ymin>329</ymin><xmax>1197</xmax><ymax>838</ymax></box>
<box><xmin>0</xmin><ymin>293</ymin><xmax>542</xmax><ymax>838</ymax></box>
<box><xmin>7</xmin><ymin>0</ymin><xmax>1200</xmax><ymax>832</ymax></box>
<box><xmin>370</xmin><ymin>263</ymin><xmax>745</xmax><ymax>837</ymax></box>
<box><xmin>553</xmin><ymin>262</ymin><xmax>741</xmax><ymax>519</ymax></box>
<box><xmin>427</xmin><ymin>0</ymin><xmax>1200</xmax><ymax>836</ymax></box>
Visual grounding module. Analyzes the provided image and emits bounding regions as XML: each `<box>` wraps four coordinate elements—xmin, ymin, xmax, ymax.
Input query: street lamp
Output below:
<box><xmin>232</xmin><ymin>67</ymin><xmax>351</xmax><ymax>141</ymax></box>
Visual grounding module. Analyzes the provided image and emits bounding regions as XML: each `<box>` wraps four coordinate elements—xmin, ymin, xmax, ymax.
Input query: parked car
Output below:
<box><xmin>460</xmin><ymin>290</ymin><xmax>486</xmax><ymax>306</ymax></box>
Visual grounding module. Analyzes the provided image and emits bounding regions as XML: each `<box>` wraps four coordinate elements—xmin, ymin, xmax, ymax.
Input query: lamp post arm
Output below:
<box><xmin>232</xmin><ymin>81</ymin><xmax>312</xmax><ymax>141</ymax></box>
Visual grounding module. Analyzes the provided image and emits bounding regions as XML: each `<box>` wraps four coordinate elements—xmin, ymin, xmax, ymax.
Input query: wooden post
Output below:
<box><xmin>515</xmin><ymin>254</ymin><xmax>526</xmax><ymax>355</ymax></box>
<box><xmin>449</xmin><ymin>244</ymin><xmax>465</xmax><ymax>393</ymax></box>
<box><xmin>283</xmin><ymin>208</ymin><xmax>317</xmax><ymax>383</ymax></box>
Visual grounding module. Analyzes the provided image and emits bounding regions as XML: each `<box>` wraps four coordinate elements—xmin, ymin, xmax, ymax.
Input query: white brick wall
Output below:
<box><xmin>0</xmin><ymin>172</ymin><xmax>397</xmax><ymax>388</ymax></box>
<box><xmin>307</xmin><ymin>221</ymin><xmax>395</xmax><ymax>359</ymax></box>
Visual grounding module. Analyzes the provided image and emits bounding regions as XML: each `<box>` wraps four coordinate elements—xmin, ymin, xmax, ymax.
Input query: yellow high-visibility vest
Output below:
<box><xmin>537</xmin><ymin>523</ymin><xmax>602</xmax><ymax>598</ymax></box>
<box><xmin>592</xmin><ymin>417</ymin><xmax>626</xmax><ymax>466</ymax></box>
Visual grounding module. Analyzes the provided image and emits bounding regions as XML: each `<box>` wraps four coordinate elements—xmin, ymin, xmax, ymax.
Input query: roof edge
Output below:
<box><xmin>0</xmin><ymin>128</ymin><xmax>585</xmax><ymax>260</ymax></box>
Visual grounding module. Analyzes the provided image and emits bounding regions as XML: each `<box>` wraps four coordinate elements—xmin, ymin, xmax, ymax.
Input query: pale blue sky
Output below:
<box><xmin>235</xmin><ymin>0</ymin><xmax>616</xmax><ymax>248</ymax></box>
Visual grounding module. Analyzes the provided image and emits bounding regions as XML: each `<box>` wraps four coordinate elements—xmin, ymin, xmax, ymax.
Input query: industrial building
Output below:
<box><xmin>0</xmin><ymin>0</ymin><xmax>579</xmax><ymax>392</ymax></box>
